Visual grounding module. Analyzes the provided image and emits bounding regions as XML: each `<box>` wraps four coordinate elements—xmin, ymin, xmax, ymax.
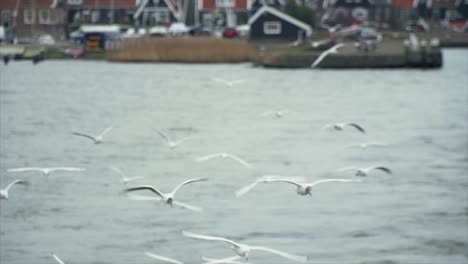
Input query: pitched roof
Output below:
<box><xmin>133</xmin><ymin>0</ymin><xmax>179</xmax><ymax>20</ymax></box>
<box><xmin>248</xmin><ymin>5</ymin><xmax>312</xmax><ymax>35</ymax></box>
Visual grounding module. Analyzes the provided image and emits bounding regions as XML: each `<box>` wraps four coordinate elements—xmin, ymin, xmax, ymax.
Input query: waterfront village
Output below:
<box><xmin>0</xmin><ymin>0</ymin><xmax>467</xmax><ymax>68</ymax></box>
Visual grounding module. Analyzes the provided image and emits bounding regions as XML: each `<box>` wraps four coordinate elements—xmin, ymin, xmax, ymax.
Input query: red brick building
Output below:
<box><xmin>0</xmin><ymin>0</ymin><xmax>66</xmax><ymax>40</ymax></box>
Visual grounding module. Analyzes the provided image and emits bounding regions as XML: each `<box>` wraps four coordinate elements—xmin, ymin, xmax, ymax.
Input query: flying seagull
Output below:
<box><xmin>196</xmin><ymin>153</ymin><xmax>252</xmax><ymax>168</ymax></box>
<box><xmin>0</xmin><ymin>179</ymin><xmax>29</xmax><ymax>200</ymax></box>
<box><xmin>72</xmin><ymin>126</ymin><xmax>113</xmax><ymax>144</ymax></box>
<box><xmin>144</xmin><ymin>252</ymin><xmax>184</xmax><ymax>264</ymax></box>
<box><xmin>154</xmin><ymin>129</ymin><xmax>194</xmax><ymax>149</ymax></box>
<box><xmin>338</xmin><ymin>166</ymin><xmax>392</xmax><ymax>177</ymax></box>
<box><xmin>182</xmin><ymin>231</ymin><xmax>307</xmax><ymax>262</ymax></box>
<box><xmin>7</xmin><ymin>167</ymin><xmax>85</xmax><ymax>176</ymax></box>
<box><xmin>344</xmin><ymin>142</ymin><xmax>388</xmax><ymax>149</ymax></box>
<box><xmin>322</xmin><ymin>123</ymin><xmax>366</xmax><ymax>134</ymax></box>
<box><xmin>235</xmin><ymin>175</ymin><xmax>304</xmax><ymax>197</ymax></box>
<box><xmin>260</xmin><ymin>110</ymin><xmax>291</xmax><ymax>118</ymax></box>
<box><xmin>109</xmin><ymin>166</ymin><xmax>144</xmax><ymax>184</ymax></box>
<box><xmin>202</xmin><ymin>256</ymin><xmax>246</xmax><ymax>264</ymax></box>
<box><xmin>311</xmin><ymin>43</ymin><xmax>345</xmax><ymax>68</ymax></box>
<box><xmin>211</xmin><ymin>78</ymin><xmax>245</xmax><ymax>87</ymax></box>
<box><xmin>260</xmin><ymin>178</ymin><xmax>362</xmax><ymax>196</ymax></box>
<box><xmin>51</xmin><ymin>253</ymin><xmax>65</xmax><ymax>264</ymax></box>
<box><xmin>124</xmin><ymin>178</ymin><xmax>207</xmax><ymax>212</ymax></box>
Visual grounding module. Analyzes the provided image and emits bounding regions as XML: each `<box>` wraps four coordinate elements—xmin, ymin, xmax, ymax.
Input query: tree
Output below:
<box><xmin>283</xmin><ymin>0</ymin><xmax>315</xmax><ymax>27</ymax></box>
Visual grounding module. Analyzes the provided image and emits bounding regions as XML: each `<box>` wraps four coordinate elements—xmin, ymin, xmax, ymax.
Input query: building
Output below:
<box><xmin>198</xmin><ymin>0</ymin><xmax>250</xmax><ymax>28</ymax></box>
<box><xmin>133</xmin><ymin>0</ymin><xmax>181</xmax><ymax>27</ymax></box>
<box><xmin>0</xmin><ymin>0</ymin><xmax>66</xmax><ymax>40</ymax></box>
<box><xmin>67</xmin><ymin>0</ymin><xmax>136</xmax><ymax>31</ymax></box>
<box><xmin>248</xmin><ymin>5</ymin><xmax>312</xmax><ymax>40</ymax></box>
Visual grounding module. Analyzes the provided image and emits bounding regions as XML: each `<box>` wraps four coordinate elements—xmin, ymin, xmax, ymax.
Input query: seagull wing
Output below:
<box><xmin>260</xmin><ymin>111</ymin><xmax>274</xmax><ymax>117</ymax></box>
<box><xmin>249</xmin><ymin>246</ymin><xmax>308</xmax><ymax>263</ymax></box>
<box><xmin>312</xmin><ymin>43</ymin><xmax>345</xmax><ymax>68</ymax></box>
<box><xmin>7</xmin><ymin>167</ymin><xmax>44</xmax><ymax>173</ymax></box>
<box><xmin>308</xmin><ymin>178</ymin><xmax>362</xmax><ymax>187</ymax></box>
<box><xmin>182</xmin><ymin>231</ymin><xmax>241</xmax><ymax>248</ymax></box>
<box><xmin>72</xmin><ymin>132</ymin><xmax>97</xmax><ymax>142</ymax></box>
<box><xmin>174</xmin><ymin>136</ymin><xmax>194</xmax><ymax>146</ymax></box>
<box><xmin>144</xmin><ymin>252</ymin><xmax>184</xmax><ymax>264</ymax></box>
<box><xmin>235</xmin><ymin>180</ymin><xmax>261</xmax><ymax>197</ymax></box>
<box><xmin>196</xmin><ymin>153</ymin><xmax>223</xmax><ymax>162</ymax></box>
<box><xmin>173</xmin><ymin>201</ymin><xmax>203</xmax><ymax>212</ymax></box>
<box><xmin>371</xmin><ymin>166</ymin><xmax>392</xmax><ymax>174</ymax></box>
<box><xmin>337</xmin><ymin>167</ymin><xmax>358</xmax><ymax>173</ymax></box>
<box><xmin>97</xmin><ymin>126</ymin><xmax>113</xmax><ymax>138</ymax></box>
<box><xmin>226</xmin><ymin>154</ymin><xmax>252</xmax><ymax>168</ymax></box>
<box><xmin>202</xmin><ymin>256</ymin><xmax>243</xmax><ymax>264</ymax></box>
<box><xmin>154</xmin><ymin>129</ymin><xmax>170</xmax><ymax>143</ymax></box>
<box><xmin>212</xmin><ymin>78</ymin><xmax>229</xmax><ymax>85</ymax></box>
<box><xmin>109</xmin><ymin>166</ymin><xmax>126</xmax><ymax>178</ymax></box>
<box><xmin>4</xmin><ymin>179</ymin><xmax>28</xmax><ymax>192</ymax></box>
<box><xmin>230</xmin><ymin>80</ymin><xmax>245</xmax><ymax>85</ymax></box>
<box><xmin>51</xmin><ymin>254</ymin><xmax>65</xmax><ymax>264</ymax></box>
<box><xmin>170</xmin><ymin>178</ymin><xmax>207</xmax><ymax>196</ymax></box>
<box><xmin>49</xmin><ymin>167</ymin><xmax>86</xmax><ymax>172</ymax></box>
<box><xmin>124</xmin><ymin>185</ymin><xmax>164</xmax><ymax>198</ymax></box>
<box><xmin>261</xmin><ymin>178</ymin><xmax>303</xmax><ymax>187</ymax></box>
<box><xmin>311</xmin><ymin>50</ymin><xmax>331</xmax><ymax>68</ymax></box>
<box><xmin>345</xmin><ymin>123</ymin><xmax>366</xmax><ymax>133</ymax></box>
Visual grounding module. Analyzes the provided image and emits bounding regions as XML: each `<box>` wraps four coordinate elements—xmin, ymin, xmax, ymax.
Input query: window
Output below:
<box><xmin>156</xmin><ymin>10</ymin><xmax>170</xmax><ymax>24</ymax></box>
<box><xmin>24</xmin><ymin>9</ymin><xmax>35</xmax><ymax>24</ymax></box>
<box><xmin>216</xmin><ymin>0</ymin><xmax>235</xmax><ymax>8</ymax></box>
<box><xmin>263</xmin><ymin>21</ymin><xmax>281</xmax><ymax>34</ymax></box>
<box><xmin>67</xmin><ymin>0</ymin><xmax>83</xmax><ymax>4</ymax></box>
<box><xmin>91</xmin><ymin>10</ymin><xmax>100</xmax><ymax>23</ymax></box>
<box><xmin>1</xmin><ymin>9</ymin><xmax>11</xmax><ymax>26</ymax></box>
<box><xmin>39</xmin><ymin>9</ymin><xmax>51</xmax><ymax>24</ymax></box>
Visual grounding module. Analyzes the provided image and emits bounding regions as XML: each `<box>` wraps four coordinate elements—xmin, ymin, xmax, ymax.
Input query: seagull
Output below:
<box><xmin>72</xmin><ymin>126</ymin><xmax>113</xmax><ymax>144</ymax></box>
<box><xmin>344</xmin><ymin>142</ymin><xmax>388</xmax><ymax>149</ymax></box>
<box><xmin>235</xmin><ymin>175</ymin><xmax>304</xmax><ymax>197</ymax></box>
<box><xmin>7</xmin><ymin>167</ymin><xmax>85</xmax><ymax>176</ymax></box>
<box><xmin>196</xmin><ymin>153</ymin><xmax>252</xmax><ymax>168</ymax></box>
<box><xmin>338</xmin><ymin>166</ymin><xmax>392</xmax><ymax>177</ymax></box>
<box><xmin>311</xmin><ymin>43</ymin><xmax>345</xmax><ymax>68</ymax></box>
<box><xmin>202</xmin><ymin>256</ymin><xmax>246</xmax><ymax>264</ymax></box>
<box><xmin>182</xmin><ymin>231</ymin><xmax>307</xmax><ymax>262</ymax></box>
<box><xmin>0</xmin><ymin>179</ymin><xmax>29</xmax><ymax>200</ymax></box>
<box><xmin>260</xmin><ymin>110</ymin><xmax>290</xmax><ymax>118</ymax></box>
<box><xmin>144</xmin><ymin>252</ymin><xmax>184</xmax><ymax>264</ymax></box>
<box><xmin>51</xmin><ymin>253</ymin><xmax>65</xmax><ymax>264</ymax></box>
<box><xmin>154</xmin><ymin>129</ymin><xmax>194</xmax><ymax>149</ymax></box>
<box><xmin>260</xmin><ymin>178</ymin><xmax>362</xmax><ymax>196</ymax></box>
<box><xmin>109</xmin><ymin>166</ymin><xmax>144</xmax><ymax>184</ymax></box>
<box><xmin>322</xmin><ymin>123</ymin><xmax>366</xmax><ymax>134</ymax></box>
<box><xmin>127</xmin><ymin>194</ymin><xmax>203</xmax><ymax>212</ymax></box>
<box><xmin>124</xmin><ymin>178</ymin><xmax>207</xmax><ymax>211</ymax></box>
<box><xmin>211</xmin><ymin>78</ymin><xmax>245</xmax><ymax>87</ymax></box>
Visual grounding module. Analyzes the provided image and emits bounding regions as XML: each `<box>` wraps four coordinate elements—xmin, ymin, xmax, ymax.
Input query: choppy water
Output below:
<box><xmin>0</xmin><ymin>49</ymin><xmax>467</xmax><ymax>264</ymax></box>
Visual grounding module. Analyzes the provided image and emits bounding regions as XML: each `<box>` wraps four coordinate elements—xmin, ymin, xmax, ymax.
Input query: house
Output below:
<box><xmin>248</xmin><ymin>5</ymin><xmax>312</xmax><ymax>41</ymax></box>
<box><xmin>250</xmin><ymin>0</ymin><xmax>285</xmax><ymax>12</ymax></box>
<box><xmin>321</xmin><ymin>0</ymin><xmax>375</xmax><ymax>25</ymax></box>
<box><xmin>133</xmin><ymin>0</ymin><xmax>181</xmax><ymax>27</ymax></box>
<box><xmin>198</xmin><ymin>0</ymin><xmax>250</xmax><ymax>27</ymax></box>
<box><xmin>0</xmin><ymin>0</ymin><xmax>67</xmax><ymax>40</ymax></box>
<box><xmin>67</xmin><ymin>0</ymin><xmax>136</xmax><ymax>30</ymax></box>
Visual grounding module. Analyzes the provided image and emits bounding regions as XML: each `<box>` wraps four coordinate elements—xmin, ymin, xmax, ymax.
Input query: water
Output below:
<box><xmin>0</xmin><ymin>49</ymin><xmax>467</xmax><ymax>264</ymax></box>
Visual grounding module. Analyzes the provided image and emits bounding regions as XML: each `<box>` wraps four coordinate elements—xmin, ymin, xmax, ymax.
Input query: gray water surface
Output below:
<box><xmin>0</xmin><ymin>49</ymin><xmax>467</xmax><ymax>264</ymax></box>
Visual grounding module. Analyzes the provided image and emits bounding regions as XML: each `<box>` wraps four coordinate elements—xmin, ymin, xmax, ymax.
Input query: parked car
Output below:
<box><xmin>188</xmin><ymin>26</ymin><xmax>211</xmax><ymax>36</ymax></box>
<box><xmin>36</xmin><ymin>34</ymin><xmax>56</xmax><ymax>45</ymax></box>
<box><xmin>222</xmin><ymin>28</ymin><xmax>239</xmax><ymax>39</ymax></box>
